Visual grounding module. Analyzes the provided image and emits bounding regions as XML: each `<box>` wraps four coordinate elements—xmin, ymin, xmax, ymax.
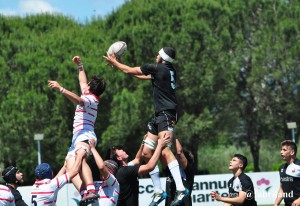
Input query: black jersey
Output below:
<box><xmin>116</xmin><ymin>165</ymin><xmax>140</xmax><ymax>206</ymax></box>
<box><xmin>279</xmin><ymin>159</ymin><xmax>300</xmax><ymax>205</ymax></box>
<box><xmin>227</xmin><ymin>173</ymin><xmax>257</xmax><ymax>206</ymax></box>
<box><xmin>7</xmin><ymin>185</ymin><xmax>28</xmax><ymax>206</ymax></box>
<box><xmin>140</xmin><ymin>62</ymin><xmax>177</xmax><ymax>113</ymax></box>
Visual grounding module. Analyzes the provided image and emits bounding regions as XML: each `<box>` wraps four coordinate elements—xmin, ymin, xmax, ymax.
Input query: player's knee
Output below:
<box><xmin>162</xmin><ymin>147</ymin><xmax>172</xmax><ymax>158</ymax></box>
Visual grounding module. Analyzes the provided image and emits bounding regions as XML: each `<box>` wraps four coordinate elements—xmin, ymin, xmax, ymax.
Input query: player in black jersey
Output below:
<box><xmin>211</xmin><ymin>154</ymin><xmax>257</xmax><ymax>206</ymax></box>
<box><xmin>2</xmin><ymin>166</ymin><xmax>28</xmax><ymax>206</ymax></box>
<box><xmin>106</xmin><ymin>135</ymin><xmax>170</xmax><ymax>206</ymax></box>
<box><xmin>104</xmin><ymin>47</ymin><xmax>189</xmax><ymax>206</ymax></box>
<box><xmin>274</xmin><ymin>140</ymin><xmax>300</xmax><ymax>206</ymax></box>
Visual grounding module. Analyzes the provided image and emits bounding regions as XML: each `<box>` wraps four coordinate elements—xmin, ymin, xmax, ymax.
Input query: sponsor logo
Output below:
<box><xmin>257</xmin><ymin>178</ymin><xmax>270</xmax><ymax>186</ymax></box>
<box><xmin>280</xmin><ymin>176</ymin><xmax>293</xmax><ymax>182</ymax></box>
<box><xmin>246</xmin><ymin>190</ymin><xmax>254</xmax><ymax>200</ymax></box>
<box><xmin>256</xmin><ymin>178</ymin><xmax>272</xmax><ymax>192</ymax></box>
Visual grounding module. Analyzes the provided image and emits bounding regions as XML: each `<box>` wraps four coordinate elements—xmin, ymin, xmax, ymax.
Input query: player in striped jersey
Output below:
<box><xmin>0</xmin><ymin>185</ymin><xmax>15</xmax><ymax>206</ymax></box>
<box><xmin>48</xmin><ymin>55</ymin><xmax>106</xmax><ymax>204</ymax></box>
<box><xmin>30</xmin><ymin>148</ymin><xmax>86</xmax><ymax>206</ymax></box>
<box><xmin>89</xmin><ymin>139</ymin><xmax>120</xmax><ymax>206</ymax></box>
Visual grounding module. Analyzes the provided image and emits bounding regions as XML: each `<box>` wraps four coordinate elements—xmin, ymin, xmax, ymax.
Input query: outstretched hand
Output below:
<box><xmin>72</xmin><ymin>56</ymin><xmax>81</xmax><ymax>66</ymax></box>
<box><xmin>48</xmin><ymin>80</ymin><xmax>61</xmax><ymax>91</ymax></box>
<box><xmin>103</xmin><ymin>51</ymin><xmax>118</xmax><ymax>67</ymax></box>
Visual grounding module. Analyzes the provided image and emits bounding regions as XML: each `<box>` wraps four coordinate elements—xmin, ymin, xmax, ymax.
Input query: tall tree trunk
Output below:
<box><xmin>248</xmin><ymin>130</ymin><xmax>262</xmax><ymax>172</ymax></box>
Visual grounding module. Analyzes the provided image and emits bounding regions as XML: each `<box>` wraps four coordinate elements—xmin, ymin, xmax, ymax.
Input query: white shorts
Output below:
<box><xmin>66</xmin><ymin>130</ymin><xmax>97</xmax><ymax>159</ymax></box>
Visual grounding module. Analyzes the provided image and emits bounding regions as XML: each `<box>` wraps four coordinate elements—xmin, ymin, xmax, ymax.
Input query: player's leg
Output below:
<box><xmin>156</xmin><ymin>111</ymin><xmax>189</xmax><ymax>206</ymax></box>
<box><xmin>144</xmin><ymin>118</ymin><xmax>167</xmax><ymax>206</ymax></box>
<box><xmin>145</xmin><ymin>132</ymin><xmax>164</xmax><ymax>194</ymax></box>
<box><xmin>142</xmin><ymin>117</ymin><xmax>158</xmax><ymax>162</ymax></box>
<box><xmin>142</xmin><ymin>132</ymin><xmax>157</xmax><ymax>162</ymax></box>
<box><xmin>161</xmin><ymin>156</ymin><xmax>175</xmax><ymax>206</ymax></box>
<box><xmin>66</xmin><ymin>134</ymin><xmax>93</xmax><ymax>206</ymax></box>
<box><xmin>74</xmin><ymin>132</ymin><xmax>99</xmax><ymax>205</ymax></box>
<box><xmin>159</xmin><ymin>132</ymin><xmax>189</xmax><ymax>206</ymax></box>
<box><xmin>75</xmin><ymin>141</ymin><xmax>98</xmax><ymax>201</ymax></box>
<box><xmin>66</xmin><ymin>155</ymin><xmax>87</xmax><ymax>199</ymax></box>
<box><xmin>159</xmin><ymin>131</ymin><xmax>185</xmax><ymax>191</ymax></box>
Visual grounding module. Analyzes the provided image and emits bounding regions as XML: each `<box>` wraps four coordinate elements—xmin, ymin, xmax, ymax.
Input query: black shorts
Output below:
<box><xmin>147</xmin><ymin>110</ymin><xmax>177</xmax><ymax>135</ymax></box>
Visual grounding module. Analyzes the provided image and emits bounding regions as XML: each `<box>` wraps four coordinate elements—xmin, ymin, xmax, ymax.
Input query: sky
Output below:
<box><xmin>0</xmin><ymin>0</ymin><xmax>127</xmax><ymax>22</ymax></box>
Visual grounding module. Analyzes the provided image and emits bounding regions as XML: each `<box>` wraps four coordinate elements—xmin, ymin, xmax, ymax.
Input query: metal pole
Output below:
<box><xmin>292</xmin><ymin>128</ymin><xmax>296</xmax><ymax>143</ymax></box>
<box><xmin>37</xmin><ymin>140</ymin><xmax>41</xmax><ymax>165</ymax></box>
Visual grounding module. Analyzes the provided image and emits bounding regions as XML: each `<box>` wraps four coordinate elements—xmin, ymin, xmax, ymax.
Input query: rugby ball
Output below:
<box><xmin>107</xmin><ymin>41</ymin><xmax>127</xmax><ymax>58</ymax></box>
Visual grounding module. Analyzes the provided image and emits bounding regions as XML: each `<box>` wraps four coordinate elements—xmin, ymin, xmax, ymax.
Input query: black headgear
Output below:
<box><xmin>2</xmin><ymin>166</ymin><xmax>18</xmax><ymax>184</ymax></box>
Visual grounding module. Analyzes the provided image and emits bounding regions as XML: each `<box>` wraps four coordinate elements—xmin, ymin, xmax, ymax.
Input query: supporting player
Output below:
<box><xmin>129</xmin><ymin>136</ymin><xmax>194</xmax><ymax>206</ymax></box>
<box><xmin>48</xmin><ymin>55</ymin><xmax>106</xmax><ymax>205</ymax></box>
<box><xmin>89</xmin><ymin>139</ymin><xmax>120</xmax><ymax>206</ymax></box>
<box><xmin>31</xmin><ymin>148</ymin><xmax>86</xmax><ymax>206</ymax></box>
<box><xmin>104</xmin><ymin>47</ymin><xmax>189</xmax><ymax>206</ymax></box>
<box><xmin>106</xmin><ymin>135</ymin><xmax>171</xmax><ymax>206</ymax></box>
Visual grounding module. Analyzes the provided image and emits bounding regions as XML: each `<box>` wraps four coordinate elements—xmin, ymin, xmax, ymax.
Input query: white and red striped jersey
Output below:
<box><xmin>73</xmin><ymin>91</ymin><xmax>99</xmax><ymax>134</ymax></box>
<box><xmin>92</xmin><ymin>173</ymin><xmax>120</xmax><ymax>206</ymax></box>
<box><xmin>0</xmin><ymin>185</ymin><xmax>15</xmax><ymax>206</ymax></box>
<box><xmin>31</xmin><ymin>174</ymin><xmax>70</xmax><ymax>206</ymax></box>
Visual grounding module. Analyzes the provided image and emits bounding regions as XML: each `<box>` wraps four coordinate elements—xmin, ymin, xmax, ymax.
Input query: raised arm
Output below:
<box><xmin>67</xmin><ymin>148</ymin><xmax>86</xmax><ymax>179</ymax></box>
<box><xmin>89</xmin><ymin>139</ymin><xmax>110</xmax><ymax>180</ymax></box>
<box><xmin>103</xmin><ymin>52</ymin><xmax>144</xmax><ymax>75</ymax></box>
<box><xmin>128</xmin><ymin>134</ymin><xmax>148</xmax><ymax>166</ymax></box>
<box><xmin>128</xmin><ymin>143</ymin><xmax>144</xmax><ymax>166</ymax></box>
<box><xmin>138</xmin><ymin>134</ymin><xmax>170</xmax><ymax>176</ymax></box>
<box><xmin>72</xmin><ymin>56</ymin><xmax>88</xmax><ymax>91</ymax></box>
<box><xmin>48</xmin><ymin>56</ymin><xmax>89</xmax><ymax>106</ymax></box>
<box><xmin>48</xmin><ymin>80</ymin><xmax>85</xmax><ymax>106</ymax></box>
<box><xmin>174</xmin><ymin>138</ymin><xmax>188</xmax><ymax>169</ymax></box>
<box><xmin>54</xmin><ymin>161</ymin><xmax>67</xmax><ymax>179</ymax></box>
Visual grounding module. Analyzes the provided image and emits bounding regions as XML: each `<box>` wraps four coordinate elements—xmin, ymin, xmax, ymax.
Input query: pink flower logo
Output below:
<box><xmin>257</xmin><ymin>178</ymin><xmax>270</xmax><ymax>186</ymax></box>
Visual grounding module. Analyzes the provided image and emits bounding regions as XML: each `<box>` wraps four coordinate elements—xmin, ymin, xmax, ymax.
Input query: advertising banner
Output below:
<box><xmin>18</xmin><ymin>171</ymin><xmax>280</xmax><ymax>205</ymax></box>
